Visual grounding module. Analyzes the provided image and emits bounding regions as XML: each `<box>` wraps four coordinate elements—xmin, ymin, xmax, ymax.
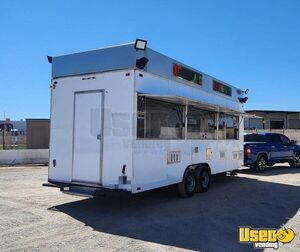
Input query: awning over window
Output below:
<box><xmin>139</xmin><ymin>93</ymin><xmax>246</xmax><ymax>116</ymax></box>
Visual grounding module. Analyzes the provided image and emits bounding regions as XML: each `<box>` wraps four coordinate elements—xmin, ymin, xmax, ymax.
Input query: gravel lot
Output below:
<box><xmin>0</xmin><ymin>165</ymin><xmax>299</xmax><ymax>252</ymax></box>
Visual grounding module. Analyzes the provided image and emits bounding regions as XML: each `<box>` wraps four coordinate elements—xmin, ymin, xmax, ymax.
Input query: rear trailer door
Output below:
<box><xmin>72</xmin><ymin>90</ymin><xmax>104</xmax><ymax>184</ymax></box>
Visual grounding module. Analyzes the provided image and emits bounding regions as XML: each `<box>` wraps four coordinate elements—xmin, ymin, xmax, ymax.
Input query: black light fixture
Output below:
<box><xmin>136</xmin><ymin>57</ymin><xmax>149</xmax><ymax>69</ymax></box>
<box><xmin>238</xmin><ymin>88</ymin><xmax>249</xmax><ymax>95</ymax></box>
<box><xmin>134</xmin><ymin>39</ymin><xmax>147</xmax><ymax>51</ymax></box>
<box><xmin>47</xmin><ymin>56</ymin><xmax>53</xmax><ymax>63</ymax></box>
<box><xmin>238</xmin><ymin>97</ymin><xmax>248</xmax><ymax>103</ymax></box>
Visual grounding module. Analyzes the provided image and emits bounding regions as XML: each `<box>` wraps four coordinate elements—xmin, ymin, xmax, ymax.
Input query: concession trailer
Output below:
<box><xmin>44</xmin><ymin>40</ymin><xmax>247</xmax><ymax>197</ymax></box>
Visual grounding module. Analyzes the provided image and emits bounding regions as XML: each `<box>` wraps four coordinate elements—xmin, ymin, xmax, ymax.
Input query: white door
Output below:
<box><xmin>72</xmin><ymin>90</ymin><xmax>103</xmax><ymax>184</ymax></box>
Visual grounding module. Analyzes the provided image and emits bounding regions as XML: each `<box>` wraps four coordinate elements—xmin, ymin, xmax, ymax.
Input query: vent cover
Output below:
<box><xmin>167</xmin><ymin>151</ymin><xmax>181</xmax><ymax>164</ymax></box>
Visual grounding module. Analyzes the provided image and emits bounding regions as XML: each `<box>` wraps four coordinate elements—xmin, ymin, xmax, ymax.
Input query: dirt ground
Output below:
<box><xmin>0</xmin><ymin>165</ymin><xmax>299</xmax><ymax>252</ymax></box>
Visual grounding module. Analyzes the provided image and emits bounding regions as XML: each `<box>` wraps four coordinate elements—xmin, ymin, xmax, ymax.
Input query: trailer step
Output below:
<box><xmin>42</xmin><ymin>182</ymin><xmax>68</xmax><ymax>188</ymax></box>
<box><xmin>62</xmin><ymin>185</ymin><xmax>104</xmax><ymax>198</ymax></box>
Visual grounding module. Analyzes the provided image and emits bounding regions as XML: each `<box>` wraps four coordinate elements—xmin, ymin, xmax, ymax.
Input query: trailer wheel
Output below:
<box><xmin>196</xmin><ymin>166</ymin><xmax>211</xmax><ymax>193</ymax></box>
<box><xmin>255</xmin><ymin>154</ymin><xmax>267</xmax><ymax>172</ymax></box>
<box><xmin>178</xmin><ymin>169</ymin><xmax>197</xmax><ymax>197</ymax></box>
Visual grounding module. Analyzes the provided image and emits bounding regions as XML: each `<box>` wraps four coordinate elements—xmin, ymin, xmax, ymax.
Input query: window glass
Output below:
<box><xmin>139</xmin><ymin>98</ymin><xmax>184</xmax><ymax>139</ymax></box>
<box><xmin>218</xmin><ymin>114</ymin><xmax>227</xmax><ymax>139</ymax></box>
<box><xmin>137</xmin><ymin>97</ymin><xmax>240</xmax><ymax>141</ymax></box>
<box><xmin>270</xmin><ymin>120</ymin><xmax>284</xmax><ymax>129</ymax></box>
<box><xmin>289</xmin><ymin>119</ymin><xmax>300</xmax><ymax>129</ymax></box>
<box><xmin>270</xmin><ymin>134</ymin><xmax>282</xmax><ymax>144</ymax></box>
<box><xmin>187</xmin><ymin>106</ymin><xmax>216</xmax><ymax>139</ymax></box>
<box><xmin>244</xmin><ymin>134</ymin><xmax>266</xmax><ymax>142</ymax></box>
<box><xmin>245</xmin><ymin>118</ymin><xmax>264</xmax><ymax>130</ymax></box>
<box><xmin>137</xmin><ymin>96</ymin><xmax>145</xmax><ymax>138</ymax></box>
<box><xmin>219</xmin><ymin>113</ymin><xmax>239</xmax><ymax>140</ymax></box>
<box><xmin>226</xmin><ymin>116</ymin><xmax>234</xmax><ymax>139</ymax></box>
<box><xmin>227</xmin><ymin>115</ymin><xmax>239</xmax><ymax>140</ymax></box>
<box><xmin>280</xmin><ymin>135</ymin><xmax>290</xmax><ymax>145</ymax></box>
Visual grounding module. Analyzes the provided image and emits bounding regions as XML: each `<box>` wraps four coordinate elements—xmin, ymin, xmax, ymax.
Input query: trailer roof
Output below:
<box><xmin>50</xmin><ymin>42</ymin><xmax>246</xmax><ymax>108</ymax></box>
<box><xmin>51</xmin><ymin>42</ymin><xmax>239</xmax><ymax>89</ymax></box>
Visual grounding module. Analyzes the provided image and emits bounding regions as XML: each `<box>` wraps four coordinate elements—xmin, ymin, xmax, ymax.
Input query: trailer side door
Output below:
<box><xmin>72</xmin><ymin>90</ymin><xmax>104</xmax><ymax>184</ymax></box>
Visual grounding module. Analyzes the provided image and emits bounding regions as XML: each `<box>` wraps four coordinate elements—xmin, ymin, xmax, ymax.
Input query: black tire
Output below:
<box><xmin>196</xmin><ymin>166</ymin><xmax>211</xmax><ymax>193</ymax></box>
<box><xmin>255</xmin><ymin>155</ymin><xmax>267</xmax><ymax>172</ymax></box>
<box><xmin>178</xmin><ymin>169</ymin><xmax>197</xmax><ymax>197</ymax></box>
<box><xmin>289</xmin><ymin>153</ymin><xmax>300</xmax><ymax>167</ymax></box>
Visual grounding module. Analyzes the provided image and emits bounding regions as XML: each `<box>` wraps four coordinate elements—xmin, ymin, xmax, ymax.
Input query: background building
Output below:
<box><xmin>245</xmin><ymin>110</ymin><xmax>300</xmax><ymax>130</ymax></box>
<box><xmin>0</xmin><ymin>118</ymin><xmax>49</xmax><ymax>150</ymax></box>
<box><xmin>0</xmin><ymin>119</ymin><xmax>26</xmax><ymax>149</ymax></box>
<box><xmin>26</xmin><ymin>119</ymin><xmax>50</xmax><ymax>149</ymax></box>
<box><xmin>245</xmin><ymin>110</ymin><xmax>300</xmax><ymax>142</ymax></box>
<box><xmin>0</xmin><ymin>119</ymin><xmax>26</xmax><ymax>134</ymax></box>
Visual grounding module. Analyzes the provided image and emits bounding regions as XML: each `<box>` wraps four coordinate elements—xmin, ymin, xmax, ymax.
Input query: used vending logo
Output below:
<box><xmin>239</xmin><ymin>226</ymin><xmax>295</xmax><ymax>250</ymax></box>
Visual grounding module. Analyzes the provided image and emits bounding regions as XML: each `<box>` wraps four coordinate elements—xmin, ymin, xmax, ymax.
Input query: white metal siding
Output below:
<box><xmin>49</xmin><ymin>70</ymin><xmax>134</xmax><ymax>187</ymax></box>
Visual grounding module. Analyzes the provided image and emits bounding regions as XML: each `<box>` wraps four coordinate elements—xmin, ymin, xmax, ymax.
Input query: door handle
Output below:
<box><xmin>97</xmin><ymin>134</ymin><xmax>102</xmax><ymax>140</ymax></box>
<box><xmin>272</xmin><ymin>146</ymin><xmax>275</xmax><ymax>148</ymax></box>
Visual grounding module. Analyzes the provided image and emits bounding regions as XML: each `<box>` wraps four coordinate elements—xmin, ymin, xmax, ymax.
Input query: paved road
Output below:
<box><xmin>0</xmin><ymin>165</ymin><xmax>299</xmax><ymax>251</ymax></box>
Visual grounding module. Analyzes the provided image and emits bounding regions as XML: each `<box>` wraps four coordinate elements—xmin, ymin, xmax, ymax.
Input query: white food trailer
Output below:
<box><xmin>44</xmin><ymin>40</ymin><xmax>247</xmax><ymax>197</ymax></box>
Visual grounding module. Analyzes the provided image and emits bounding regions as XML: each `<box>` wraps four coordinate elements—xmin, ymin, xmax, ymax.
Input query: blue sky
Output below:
<box><xmin>1</xmin><ymin>0</ymin><xmax>300</xmax><ymax>120</ymax></box>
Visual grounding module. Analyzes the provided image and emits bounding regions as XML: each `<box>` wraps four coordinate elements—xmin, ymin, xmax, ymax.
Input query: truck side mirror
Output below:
<box><xmin>290</xmin><ymin>140</ymin><xmax>297</xmax><ymax>144</ymax></box>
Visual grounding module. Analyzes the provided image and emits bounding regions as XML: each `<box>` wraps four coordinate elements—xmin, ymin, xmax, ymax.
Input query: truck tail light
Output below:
<box><xmin>245</xmin><ymin>147</ymin><xmax>251</xmax><ymax>158</ymax></box>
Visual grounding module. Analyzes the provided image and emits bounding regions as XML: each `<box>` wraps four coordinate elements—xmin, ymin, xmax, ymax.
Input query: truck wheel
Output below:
<box><xmin>256</xmin><ymin>155</ymin><xmax>267</xmax><ymax>172</ymax></box>
<box><xmin>178</xmin><ymin>169</ymin><xmax>197</xmax><ymax>197</ymax></box>
<box><xmin>289</xmin><ymin>153</ymin><xmax>300</xmax><ymax>167</ymax></box>
<box><xmin>196</xmin><ymin>166</ymin><xmax>211</xmax><ymax>193</ymax></box>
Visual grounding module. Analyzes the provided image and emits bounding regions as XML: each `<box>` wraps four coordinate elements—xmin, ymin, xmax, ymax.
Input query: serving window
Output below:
<box><xmin>137</xmin><ymin>97</ymin><xmax>184</xmax><ymax>139</ymax></box>
<box><xmin>219</xmin><ymin>113</ymin><xmax>239</xmax><ymax>140</ymax></box>
<box><xmin>187</xmin><ymin>106</ymin><xmax>216</xmax><ymax>139</ymax></box>
<box><xmin>137</xmin><ymin>96</ymin><xmax>239</xmax><ymax>140</ymax></box>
